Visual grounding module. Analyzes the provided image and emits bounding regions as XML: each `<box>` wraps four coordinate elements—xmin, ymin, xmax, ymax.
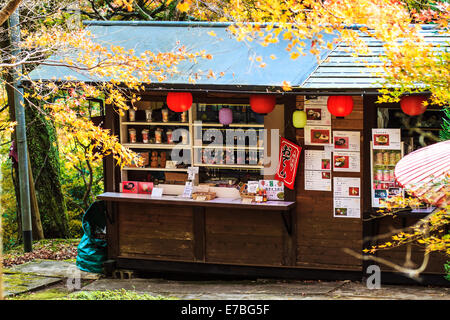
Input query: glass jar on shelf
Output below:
<box><xmin>389</xmin><ymin>151</ymin><xmax>397</xmax><ymax>165</ymax></box>
<box><xmin>128</xmin><ymin>109</ymin><xmax>136</xmax><ymax>122</ymax></box>
<box><xmin>128</xmin><ymin>128</ymin><xmax>136</xmax><ymax>143</ymax></box>
<box><xmin>142</xmin><ymin>129</ymin><xmax>149</xmax><ymax>143</ymax></box>
<box><xmin>155</xmin><ymin>128</ymin><xmax>162</xmax><ymax>144</ymax></box>
<box><xmin>383</xmin><ymin>151</ymin><xmax>390</xmax><ymax>165</ymax></box>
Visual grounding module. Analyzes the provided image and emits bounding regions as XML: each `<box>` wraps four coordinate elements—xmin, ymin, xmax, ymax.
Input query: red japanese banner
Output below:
<box><xmin>275</xmin><ymin>137</ymin><xmax>302</xmax><ymax>190</ymax></box>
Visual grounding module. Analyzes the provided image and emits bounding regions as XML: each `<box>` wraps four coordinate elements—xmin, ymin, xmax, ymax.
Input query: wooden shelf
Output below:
<box><xmin>123</xmin><ymin>143</ymin><xmax>191</xmax><ymax>149</ymax></box>
<box><xmin>194</xmin><ymin>163</ymin><xmax>264</xmax><ymax>169</ymax></box>
<box><xmin>122</xmin><ymin>121</ymin><xmax>189</xmax><ymax>126</ymax></box>
<box><xmin>122</xmin><ymin>167</ymin><xmax>188</xmax><ymax>172</ymax></box>
<box><xmin>193</xmin><ymin>123</ymin><xmax>264</xmax><ymax>128</ymax></box>
<box><xmin>193</xmin><ymin>145</ymin><xmax>264</xmax><ymax>150</ymax></box>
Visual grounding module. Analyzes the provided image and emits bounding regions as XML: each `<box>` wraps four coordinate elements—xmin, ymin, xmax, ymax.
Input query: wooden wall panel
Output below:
<box><xmin>294</xmin><ymin>95</ymin><xmax>363</xmax><ymax>270</ymax></box>
<box><xmin>372</xmin><ymin>217</ymin><xmax>448</xmax><ymax>274</ymax></box>
<box><xmin>205</xmin><ymin>208</ymin><xmax>284</xmax><ymax>266</ymax></box>
<box><xmin>117</xmin><ymin>203</ymin><xmax>195</xmax><ymax>261</ymax></box>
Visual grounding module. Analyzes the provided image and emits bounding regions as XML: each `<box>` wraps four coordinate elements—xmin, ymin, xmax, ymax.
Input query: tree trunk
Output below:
<box><xmin>25</xmin><ymin>100</ymin><xmax>69</xmax><ymax>238</ymax></box>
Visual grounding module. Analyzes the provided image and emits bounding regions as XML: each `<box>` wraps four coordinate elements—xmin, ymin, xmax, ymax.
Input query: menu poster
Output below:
<box><xmin>333</xmin><ymin>197</ymin><xmax>361</xmax><ymax>218</ymax></box>
<box><xmin>259</xmin><ymin>180</ymin><xmax>285</xmax><ymax>200</ymax></box>
<box><xmin>304</xmin><ymin>126</ymin><xmax>332</xmax><ymax>146</ymax></box>
<box><xmin>333</xmin><ymin>177</ymin><xmax>361</xmax><ymax>198</ymax></box>
<box><xmin>304</xmin><ymin>170</ymin><xmax>332</xmax><ymax>191</ymax></box>
<box><xmin>333</xmin><ymin>131</ymin><xmax>360</xmax><ymax>152</ymax></box>
<box><xmin>305</xmin><ymin>150</ymin><xmax>331</xmax><ymax>171</ymax></box>
<box><xmin>333</xmin><ymin>151</ymin><xmax>360</xmax><ymax>172</ymax></box>
<box><xmin>305</xmin><ymin>104</ymin><xmax>332</xmax><ymax>126</ymax></box>
<box><xmin>372</xmin><ymin>128</ymin><xmax>401</xmax><ymax>150</ymax></box>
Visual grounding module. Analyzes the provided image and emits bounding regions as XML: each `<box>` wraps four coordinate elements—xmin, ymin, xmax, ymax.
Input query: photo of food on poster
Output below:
<box><xmin>333</xmin><ymin>177</ymin><xmax>361</xmax><ymax>198</ymax></box>
<box><xmin>333</xmin><ymin>131</ymin><xmax>360</xmax><ymax>152</ymax></box>
<box><xmin>305</xmin><ymin>170</ymin><xmax>332</xmax><ymax>191</ymax></box>
<box><xmin>333</xmin><ymin>151</ymin><xmax>360</xmax><ymax>172</ymax></box>
<box><xmin>304</xmin><ymin>126</ymin><xmax>332</xmax><ymax>146</ymax></box>
<box><xmin>305</xmin><ymin>150</ymin><xmax>331</xmax><ymax>171</ymax></box>
<box><xmin>372</xmin><ymin>128</ymin><xmax>401</xmax><ymax>150</ymax></box>
<box><xmin>333</xmin><ymin>197</ymin><xmax>361</xmax><ymax>218</ymax></box>
<box><xmin>258</xmin><ymin>180</ymin><xmax>285</xmax><ymax>200</ymax></box>
<box><xmin>305</xmin><ymin>104</ymin><xmax>332</xmax><ymax>126</ymax></box>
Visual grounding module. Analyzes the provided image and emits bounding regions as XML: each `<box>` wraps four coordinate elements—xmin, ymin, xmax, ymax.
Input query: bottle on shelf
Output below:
<box><xmin>129</xmin><ymin>109</ymin><xmax>136</xmax><ymax>122</ymax></box>
<box><xmin>128</xmin><ymin>128</ymin><xmax>136</xmax><ymax>143</ymax></box>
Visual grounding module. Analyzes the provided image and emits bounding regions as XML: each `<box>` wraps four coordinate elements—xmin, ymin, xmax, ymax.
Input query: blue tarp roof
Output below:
<box><xmin>28</xmin><ymin>21</ymin><xmax>448</xmax><ymax>91</ymax></box>
<box><xmin>27</xmin><ymin>21</ymin><xmax>337</xmax><ymax>90</ymax></box>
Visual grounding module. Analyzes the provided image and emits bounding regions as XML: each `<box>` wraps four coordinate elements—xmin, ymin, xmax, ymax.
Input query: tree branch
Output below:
<box><xmin>0</xmin><ymin>0</ymin><xmax>23</xmax><ymax>26</ymax></box>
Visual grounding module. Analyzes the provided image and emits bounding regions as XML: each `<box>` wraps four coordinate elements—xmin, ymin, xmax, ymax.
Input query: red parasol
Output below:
<box><xmin>394</xmin><ymin>140</ymin><xmax>450</xmax><ymax>208</ymax></box>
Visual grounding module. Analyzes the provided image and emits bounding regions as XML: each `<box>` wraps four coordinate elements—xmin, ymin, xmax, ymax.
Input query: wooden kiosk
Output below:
<box><xmin>28</xmin><ymin>21</ymin><xmax>448</xmax><ymax>285</ymax></box>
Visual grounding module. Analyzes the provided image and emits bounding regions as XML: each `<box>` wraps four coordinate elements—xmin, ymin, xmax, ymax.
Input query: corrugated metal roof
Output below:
<box><xmin>27</xmin><ymin>21</ymin><xmax>448</xmax><ymax>91</ymax></box>
<box><xmin>302</xmin><ymin>28</ymin><xmax>449</xmax><ymax>89</ymax></box>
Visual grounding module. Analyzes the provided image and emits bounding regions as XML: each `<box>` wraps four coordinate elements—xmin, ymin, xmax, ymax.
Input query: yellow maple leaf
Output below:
<box><xmin>177</xmin><ymin>1</ymin><xmax>190</xmax><ymax>13</ymax></box>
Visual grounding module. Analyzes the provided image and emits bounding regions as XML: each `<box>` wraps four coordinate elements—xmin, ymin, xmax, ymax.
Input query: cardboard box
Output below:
<box><xmin>122</xmin><ymin>181</ymin><xmax>138</xmax><ymax>193</ymax></box>
<box><xmin>138</xmin><ymin>182</ymin><xmax>154</xmax><ymax>194</ymax></box>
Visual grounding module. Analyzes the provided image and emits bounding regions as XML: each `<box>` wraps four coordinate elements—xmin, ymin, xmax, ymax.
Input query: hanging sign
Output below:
<box><xmin>372</xmin><ymin>128</ymin><xmax>401</xmax><ymax>150</ymax></box>
<box><xmin>275</xmin><ymin>137</ymin><xmax>302</xmax><ymax>190</ymax></box>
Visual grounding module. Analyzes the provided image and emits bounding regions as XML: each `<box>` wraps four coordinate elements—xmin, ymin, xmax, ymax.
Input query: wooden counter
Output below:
<box><xmin>98</xmin><ymin>192</ymin><xmax>295</xmax><ymax>211</ymax></box>
<box><xmin>98</xmin><ymin>192</ymin><xmax>297</xmax><ymax>273</ymax></box>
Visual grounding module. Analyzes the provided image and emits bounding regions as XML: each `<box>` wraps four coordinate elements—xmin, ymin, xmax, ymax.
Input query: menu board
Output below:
<box><xmin>305</xmin><ymin>97</ymin><xmax>332</xmax><ymax>126</ymax></box>
<box><xmin>305</xmin><ymin>170</ymin><xmax>332</xmax><ymax>191</ymax></box>
<box><xmin>333</xmin><ymin>197</ymin><xmax>361</xmax><ymax>218</ymax></box>
<box><xmin>305</xmin><ymin>150</ymin><xmax>331</xmax><ymax>171</ymax></box>
<box><xmin>304</xmin><ymin>126</ymin><xmax>332</xmax><ymax>146</ymax></box>
<box><xmin>334</xmin><ymin>177</ymin><xmax>361</xmax><ymax>198</ymax></box>
<box><xmin>333</xmin><ymin>151</ymin><xmax>360</xmax><ymax>172</ymax></box>
<box><xmin>333</xmin><ymin>131</ymin><xmax>360</xmax><ymax>152</ymax></box>
<box><xmin>372</xmin><ymin>128</ymin><xmax>401</xmax><ymax>150</ymax></box>
<box><xmin>333</xmin><ymin>177</ymin><xmax>361</xmax><ymax>218</ymax></box>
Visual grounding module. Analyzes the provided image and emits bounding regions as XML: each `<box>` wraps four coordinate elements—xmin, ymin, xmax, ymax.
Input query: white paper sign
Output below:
<box><xmin>372</xmin><ymin>128</ymin><xmax>401</xmax><ymax>150</ymax></box>
<box><xmin>304</xmin><ymin>126</ymin><xmax>332</xmax><ymax>146</ymax></box>
<box><xmin>333</xmin><ymin>151</ymin><xmax>360</xmax><ymax>172</ymax></box>
<box><xmin>305</xmin><ymin>150</ymin><xmax>331</xmax><ymax>171</ymax></box>
<box><xmin>151</xmin><ymin>187</ymin><xmax>163</xmax><ymax>198</ymax></box>
<box><xmin>182</xmin><ymin>181</ymin><xmax>193</xmax><ymax>198</ymax></box>
<box><xmin>247</xmin><ymin>181</ymin><xmax>259</xmax><ymax>194</ymax></box>
<box><xmin>305</xmin><ymin>98</ymin><xmax>332</xmax><ymax>126</ymax></box>
<box><xmin>334</xmin><ymin>177</ymin><xmax>361</xmax><ymax>198</ymax></box>
<box><xmin>258</xmin><ymin>180</ymin><xmax>284</xmax><ymax>200</ymax></box>
<box><xmin>304</xmin><ymin>170</ymin><xmax>332</xmax><ymax>191</ymax></box>
<box><xmin>333</xmin><ymin>131</ymin><xmax>360</xmax><ymax>152</ymax></box>
<box><xmin>334</xmin><ymin>197</ymin><xmax>361</xmax><ymax>218</ymax></box>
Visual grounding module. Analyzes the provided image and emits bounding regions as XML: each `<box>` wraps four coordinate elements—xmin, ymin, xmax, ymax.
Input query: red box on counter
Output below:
<box><xmin>122</xmin><ymin>181</ymin><xmax>138</xmax><ymax>193</ymax></box>
<box><xmin>138</xmin><ymin>182</ymin><xmax>154</xmax><ymax>194</ymax></box>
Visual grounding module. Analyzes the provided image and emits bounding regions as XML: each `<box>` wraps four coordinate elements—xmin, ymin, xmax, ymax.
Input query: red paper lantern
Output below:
<box><xmin>250</xmin><ymin>95</ymin><xmax>276</xmax><ymax>114</ymax></box>
<box><xmin>400</xmin><ymin>95</ymin><xmax>427</xmax><ymax>116</ymax></box>
<box><xmin>166</xmin><ymin>92</ymin><xmax>193</xmax><ymax>112</ymax></box>
<box><xmin>327</xmin><ymin>96</ymin><xmax>354</xmax><ymax>117</ymax></box>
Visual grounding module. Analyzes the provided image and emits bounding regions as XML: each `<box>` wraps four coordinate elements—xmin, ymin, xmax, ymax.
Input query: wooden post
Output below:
<box><xmin>28</xmin><ymin>152</ymin><xmax>44</xmax><ymax>240</ymax></box>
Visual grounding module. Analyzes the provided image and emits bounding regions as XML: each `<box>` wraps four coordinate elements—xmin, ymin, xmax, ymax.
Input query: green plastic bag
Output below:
<box><xmin>76</xmin><ymin>200</ymin><xmax>107</xmax><ymax>274</ymax></box>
